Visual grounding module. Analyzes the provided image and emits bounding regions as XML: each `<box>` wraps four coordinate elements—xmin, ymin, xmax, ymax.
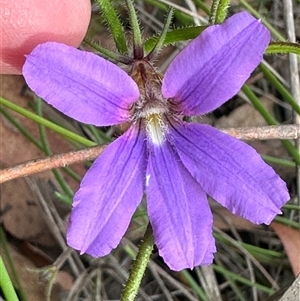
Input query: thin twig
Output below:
<box><xmin>220</xmin><ymin>124</ymin><xmax>300</xmax><ymax>140</ymax></box>
<box><xmin>1</xmin><ymin>125</ymin><xmax>300</xmax><ymax>184</ymax></box>
<box><xmin>0</xmin><ymin>145</ymin><xmax>106</xmax><ymax>184</ymax></box>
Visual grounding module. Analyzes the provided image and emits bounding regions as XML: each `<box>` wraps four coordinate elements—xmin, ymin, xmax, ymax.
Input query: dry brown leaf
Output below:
<box><xmin>0</xmin><ymin>176</ymin><xmax>56</xmax><ymax>246</ymax></box>
<box><xmin>0</xmin><ymin>75</ymin><xmax>84</xmax><ymax>248</ymax></box>
<box><xmin>15</xmin><ymin>242</ymin><xmax>74</xmax><ymax>291</ymax></box>
<box><xmin>209</xmin><ymin>199</ymin><xmax>261</xmax><ymax>231</ymax></box>
<box><xmin>0</xmin><ymin>75</ymin><xmax>92</xmax><ymax>243</ymax></box>
<box><xmin>0</xmin><ymin>75</ymin><xmax>86</xmax><ymax>188</ymax></box>
<box><xmin>0</xmin><ymin>243</ymin><xmax>64</xmax><ymax>301</ymax></box>
<box><xmin>271</xmin><ymin>221</ymin><xmax>300</xmax><ymax>276</ymax></box>
<box><xmin>55</xmin><ymin>270</ymin><xmax>74</xmax><ymax>292</ymax></box>
<box><xmin>211</xmin><ymin>200</ymin><xmax>261</xmax><ymax>231</ymax></box>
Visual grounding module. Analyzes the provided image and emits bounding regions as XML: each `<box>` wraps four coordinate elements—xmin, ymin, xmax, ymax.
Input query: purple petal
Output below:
<box><xmin>146</xmin><ymin>142</ymin><xmax>216</xmax><ymax>271</ymax></box>
<box><xmin>168</xmin><ymin>122</ymin><xmax>290</xmax><ymax>224</ymax></box>
<box><xmin>67</xmin><ymin>124</ymin><xmax>147</xmax><ymax>256</ymax></box>
<box><xmin>162</xmin><ymin>12</ymin><xmax>270</xmax><ymax>115</ymax></box>
<box><xmin>23</xmin><ymin>42</ymin><xmax>139</xmax><ymax>126</ymax></box>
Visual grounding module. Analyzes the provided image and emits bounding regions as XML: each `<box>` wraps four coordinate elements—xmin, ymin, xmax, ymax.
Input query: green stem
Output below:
<box><xmin>193</xmin><ymin>0</ymin><xmax>210</xmax><ymax>15</ymax></box>
<box><xmin>0</xmin><ymin>256</ymin><xmax>20</xmax><ymax>301</ymax></box>
<box><xmin>239</xmin><ymin>0</ymin><xmax>285</xmax><ymax>41</ymax></box>
<box><xmin>0</xmin><ymin>227</ymin><xmax>27</xmax><ymax>301</ymax></box>
<box><xmin>0</xmin><ymin>96</ymin><xmax>95</xmax><ymax>147</ymax></box>
<box><xmin>36</xmin><ymin>99</ymin><xmax>73</xmax><ymax>198</ymax></box>
<box><xmin>1</xmin><ymin>101</ymin><xmax>81</xmax><ymax>184</ymax></box>
<box><xmin>180</xmin><ymin>270</ymin><xmax>208</xmax><ymax>301</ymax></box>
<box><xmin>213</xmin><ymin>264</ymin><xmax>275</xmax><ymax>294</ymax></box>
<box><xmin>242</xmin><ymin>85</ymin><xmax>300</xmax><ymax>164</ymax></box>
<box><xmin>262</xmin><ymin>154</ymin><xmax>295</xmax><ymax>168</ymax></box>
<box><xmin>120</xmin><ymin>224</ymin><xmax>154</xmax><ymax>301</ymax></box>
<box><xmin>259</xmin><ymin>63</ymin><xmax>300</xmax><ymax>115</ymax></box>
<box><xmin>0</xmin><ymin>107</ymin><xmax>43</xmax><ymax>149</ymax></box>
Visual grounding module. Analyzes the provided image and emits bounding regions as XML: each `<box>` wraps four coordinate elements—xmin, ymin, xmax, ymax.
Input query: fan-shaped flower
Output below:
<box><xmin>23</xmin><ymin>11</ymin><xmax>289</xmax><ymax>271</ymax></box>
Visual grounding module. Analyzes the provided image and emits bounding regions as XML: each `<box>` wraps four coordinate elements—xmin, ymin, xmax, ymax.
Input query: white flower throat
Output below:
<box><xmin>130</xmin><ymin>60</ymin><xmax>175</xmax><ymax>146</ymax></box>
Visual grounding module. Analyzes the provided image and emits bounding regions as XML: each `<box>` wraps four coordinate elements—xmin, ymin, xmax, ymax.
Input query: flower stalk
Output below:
<box><xmin>120</xmin><ymin>224</ymin><xmax>154</xmax><ymax>301</ymax></box>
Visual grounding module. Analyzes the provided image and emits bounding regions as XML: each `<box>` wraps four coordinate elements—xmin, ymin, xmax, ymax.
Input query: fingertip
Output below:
<box><xmin>0</xmin><ymin>0</ymin><xmax>91</xmax><ymax>74</ymax></box>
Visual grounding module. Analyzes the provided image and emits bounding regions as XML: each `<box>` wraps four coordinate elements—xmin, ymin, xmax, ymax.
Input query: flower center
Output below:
<box><xmin>145</xmin><ymin>113</ymin><xmax>165</xmax><ymax>146</ymax></box>
<box><xmin>130</xmin><ymin>60</ymin><xmax>171</xmax><ymax>146</ymax></box>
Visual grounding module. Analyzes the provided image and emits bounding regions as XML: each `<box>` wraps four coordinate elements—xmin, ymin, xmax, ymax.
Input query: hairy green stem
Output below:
<box><xmin>266</xmin><ymin>42</ymin><xmax>300</xmax><ymax>56</ymax></box>
<box><xmin>120</xmin><ymin>224</ymin><xmax>154</xmax><ymax>301</ymax></box>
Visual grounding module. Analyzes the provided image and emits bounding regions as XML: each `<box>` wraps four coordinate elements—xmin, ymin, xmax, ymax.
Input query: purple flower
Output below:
<box><xmin>23</xmin><ymin>12</ymin><xmax>289</xmax><ymax>271</ymax></box>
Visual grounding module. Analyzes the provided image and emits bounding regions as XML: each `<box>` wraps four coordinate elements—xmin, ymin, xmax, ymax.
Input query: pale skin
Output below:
<box><xmin>0</xmin><ymin>0</ymin><xmax>91</xmax><ymax>74</ymax></box>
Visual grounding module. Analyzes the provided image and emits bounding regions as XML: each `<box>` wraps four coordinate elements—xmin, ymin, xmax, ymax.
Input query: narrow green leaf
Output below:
<box><xmin>283</xmin><ymin>204</ymin><xmax>300</xmax><ymax>211</ymax></box>
<box><xmin>0</xmin><ymin>97</ymin><xmax>96</xmax><ymax>147</ymax></box>
<box><xmin>259</xmin><ymin>63</ymin><xmax>300</xmax><ymax>115</ymax></box>
<box><xmin>95</xmin><ymin>0</ymin><xmax>128</xmax><ymax>53</ymax></box>
<box><xmin>193</xmin><ymin>0</ymin><xmax>210</xmax><ymax>15</ymax></box>
<box><xmin>239</xmin><ymin>0</ymin><xmax>285</xmax><ymax>41</ymax></box>
<box><xmin>36</xmin><ymin>99</ymin><xmax>74</xmax><ymax>198</ymax></box>
<box><xmin>84</xmin><ymin>37</ymin><xmax>133</xmax><ymax>64</ymax></box>
<box><xmin>274</xmin><ymin>216</ymin><xmax>300</xmax><ymax>229</ymax></box>
<box><xmin>180</xmin><ymin>270</ymin><xmax>208</xmax><ymax>301</ymax></box>
<box><xmin>146</xmin><ymin>8</ymin><xmax>174</xmax><ymax>60</ymax></box>
<box><xmin>0</xmin><ymin>256</ymin><xmax>20</xmax><ymax>301</ymax></box>
<box><xmin>125</xmin><ymin>0</ymin><xmax>143</xmax><ymax>58</ymax></box>
<box><xmin>214</xmin><ymin>232</ymin><xmax>284</xmax><ymax>260</ymax></box>
<box><xmin>144</xmin><ymin>25</ymin><xmax>207</xmax><ymax>53</ymax></box>
<box><xmin>0</xmin><ymin>107</ymin><xmax>43</xmax><ymax>149</ymax></box>
<box><xmin>209</xmin><ymin>0</ymin><xmax>230</xmax><ymax>24</ymax></box>
<box><xmin>213</xmin><ymin>265</ymin><xmax>276</xmax><ymax>294</ymax></box>
<box><xmin>262</xmin><ymin>154</ymin><xmax>295</xmax><ymax>168</ymax></box>
<box><xmin>266</xmin><ymin>42</ymin><xmax>300</xmax><ymax>56</ymax></box>
<box><xmin>0</xmin><ymin>227</ymin><xmax>27</xmax><ymax>301</ymax></box>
